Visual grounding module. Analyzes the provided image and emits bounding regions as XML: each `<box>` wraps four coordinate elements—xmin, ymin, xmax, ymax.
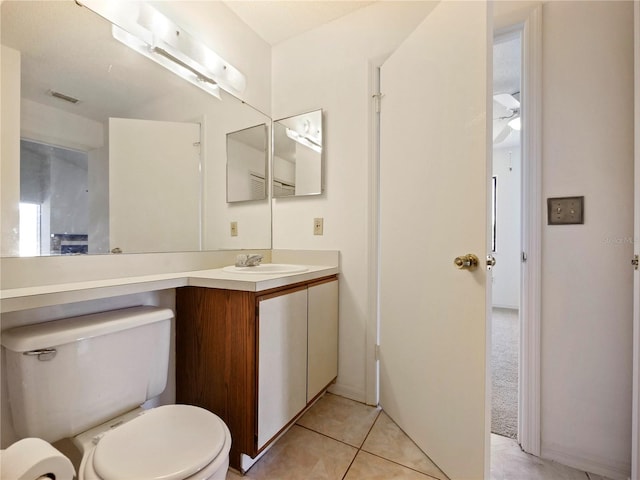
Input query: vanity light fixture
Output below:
<box><xmin>80</xmin><ymin>0</ymin><xmax>246</xmax><ymax>98</ymax></box>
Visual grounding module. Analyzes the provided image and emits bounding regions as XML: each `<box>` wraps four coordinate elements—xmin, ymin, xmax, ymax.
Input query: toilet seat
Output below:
<box><xmin>81</xmin><ymin>405</ymin><xmax>230</xmax><ymax>480</ymax></box>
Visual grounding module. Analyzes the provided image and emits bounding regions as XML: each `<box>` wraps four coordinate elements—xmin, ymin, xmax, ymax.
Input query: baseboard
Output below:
<box><xmin>541</xmin><ymin>443</ymin><xmax>631</xmax><ymax>480</ymax></box>
<box><xmin>327</xmin><ymin>383</ymin><xmax>367</xmax><ymax>404</ymax></box>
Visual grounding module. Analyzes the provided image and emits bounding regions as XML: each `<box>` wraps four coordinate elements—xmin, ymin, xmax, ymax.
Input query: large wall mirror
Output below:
<box><xmin>272</xmin><ymin>110</ymin><xmax>323</xmax><ymax>197</ymax></box>
<box><xmin>1</xmin><ymin>0</ymin><xmax>271</xmax><ymax>257</ymax></box>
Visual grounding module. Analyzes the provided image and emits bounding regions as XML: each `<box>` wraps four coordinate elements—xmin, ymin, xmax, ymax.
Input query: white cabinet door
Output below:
<box><xmin>307</xmin><ymin>280</ymin><xmax>338</xmax><ymax>401</ymax></box>
<box><xmin>257</xmin><ymin>288</ymin><xmax>308</xmax><ymax>449</ymax></box>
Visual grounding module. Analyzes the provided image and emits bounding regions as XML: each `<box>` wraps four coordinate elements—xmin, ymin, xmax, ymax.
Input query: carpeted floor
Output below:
<box><xmin>491</xmin><ymin>308</ymin><xmax>519</xmax><ymax>439</ymax></box>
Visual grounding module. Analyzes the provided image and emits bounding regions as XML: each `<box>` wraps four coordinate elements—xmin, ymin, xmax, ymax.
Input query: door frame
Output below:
<box><xmin>494</xmin><ymin>5</ymin><xmax>543</xmax><ymax>457</ymax></box>
<box><xmin>631</xmin><ymin>2</ymin><xmax>639</xmax><ymax>478</ymax></box>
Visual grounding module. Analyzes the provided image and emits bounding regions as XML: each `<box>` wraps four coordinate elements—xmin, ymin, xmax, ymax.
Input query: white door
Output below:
<box><xmin>379</xmin><ymin>2</ymin><xmax>491</xmax><ymax>479</ymax></box>
<box><xmin>109</xmin><ymin>118</ymin><xmax>200</xmax><ymax>253</ymax></box>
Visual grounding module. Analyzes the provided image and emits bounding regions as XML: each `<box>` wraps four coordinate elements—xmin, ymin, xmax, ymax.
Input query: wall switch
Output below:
<box><xmin>547</xmin><ymin>196</ymin><xmax>584</xmax><ymax>225</ymax></box>
<box><xmin>230</xmin><ymin>221</ymin><xmax>238</xmax><ymax>236</ymax></box>
<box><xmin>313</xmin><ymin>217</ymin><xmax>324</xmax><ymax>235</ymax></box>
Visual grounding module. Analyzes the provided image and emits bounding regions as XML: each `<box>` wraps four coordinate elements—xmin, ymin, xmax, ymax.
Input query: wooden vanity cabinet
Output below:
<box><xmin>175</xmin><ymin>275</ymin><xmax>338</xmax><ymax>471</ymax></box>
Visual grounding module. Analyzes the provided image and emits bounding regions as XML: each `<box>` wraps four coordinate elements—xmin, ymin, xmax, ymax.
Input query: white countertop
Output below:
<box><xmin>0</xmin><ymin>264</ymin><xmax>339</xmax><ymax>313</ymax></box>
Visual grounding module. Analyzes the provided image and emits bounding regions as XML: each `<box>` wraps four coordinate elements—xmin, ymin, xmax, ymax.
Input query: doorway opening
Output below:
<box><xmin>491</xmin><ymin>30</ymin><xmax>522</xmax><ymax>441</ymax></box>
<box><xmin>19</xmin><ymin>139</ymin><xmax>90</xmax><ymax>256</ymax></box>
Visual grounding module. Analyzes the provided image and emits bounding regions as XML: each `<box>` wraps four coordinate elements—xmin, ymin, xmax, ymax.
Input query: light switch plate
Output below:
<box><xmin>547</xmin><ymin>196</ymin><xmax>584</xmax><ymax>225</ymax></box>
<box><xmin>230</xmin><ymin>221</ymin><xmax>238</xmax><ymax>236</ymax></box>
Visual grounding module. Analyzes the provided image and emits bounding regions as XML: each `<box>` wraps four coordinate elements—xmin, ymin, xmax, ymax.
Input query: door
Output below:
<box><xmin>632</xmin><ymin>3</ymin><xmax>639</xmax><ymax>478</ymax></box>
<box><xmin>379</xmin><ymin>2</ymin><xmax>492</xmax><ymax>479</ymax></box>
<box><xmin>109</xmin><ymin>118</ymin><xmax>200</xmax><ymax>253</ymax></box>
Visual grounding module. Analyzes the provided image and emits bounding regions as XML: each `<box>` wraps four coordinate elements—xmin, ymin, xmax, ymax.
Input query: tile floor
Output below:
<box><xmin>227</xmin><ymin>393</ymin><xmax>613</xmax><ymax>480</ymax></box>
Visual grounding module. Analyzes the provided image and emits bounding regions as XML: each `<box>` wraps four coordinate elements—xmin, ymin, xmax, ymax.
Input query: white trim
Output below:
<box><xmin>493</xmin><ymin>4</ymin><xmax>542</xmax><ymax>458</ymax></box>
<box><xmin>365</xmin><ymin>60</ymin><xmax>384</xmax><ymax>407</ymax></box>
<box><xmin>632</xmin><ymin>2</ymin><xmax>640</xmax><ymax>479</ymax></box>
<box><xmin>541</xmin><ymin>443</ymin><xmax>631</xmax><ymax>480</ymax></box>
<box><xmin>518</xmin><ymin>5</ymin><xmax>542</xmax><ymax>457</ymax></box>
<box><xmin>485</xmin><ymin>6</ymin><xmax>494</xmax><ymax>479</ymax></box>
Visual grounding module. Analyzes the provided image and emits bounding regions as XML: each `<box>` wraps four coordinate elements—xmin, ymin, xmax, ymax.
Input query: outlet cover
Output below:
<box><xmin>547</xmin><ymin>196</ymin><xmax>584</xmax><ymax>225</ymax></box>
<box><xmin>314</xmin><ymin>217</ymin><xmax>324</xmax><ymax>235</ymax></box>
<box><xmin>230</xmin><ymin>221</ymin><xmax>238</xmax><ymax>236</ymax></box>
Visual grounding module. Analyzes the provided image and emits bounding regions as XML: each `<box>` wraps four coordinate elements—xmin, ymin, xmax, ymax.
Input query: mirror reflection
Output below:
<box><xmin>227</xmin><ymin>124</ymin><xmax>268</xmax><ymax>203</ymax></box>
<box><xmin>272</xmin><ymin>110</ymin><xmax>323</xmax><ymax>197</ymax></box>
<box><xmin>1</xmin><ymin>0</ymin><xmax>271</xmax><ymax>257</ymax></box>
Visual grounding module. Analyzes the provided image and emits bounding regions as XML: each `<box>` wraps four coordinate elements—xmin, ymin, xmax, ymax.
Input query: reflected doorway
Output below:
<box><xmin>20</xmin><ymin>139</ymin><xmax>89</xmax><ymax>255</ymax></box>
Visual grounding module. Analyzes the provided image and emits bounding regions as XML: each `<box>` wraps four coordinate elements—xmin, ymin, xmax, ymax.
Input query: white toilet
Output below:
<box><xmin>1</xmin><ymin>306</ymin><xmax>231</xmax><ymax>480</ymax></box>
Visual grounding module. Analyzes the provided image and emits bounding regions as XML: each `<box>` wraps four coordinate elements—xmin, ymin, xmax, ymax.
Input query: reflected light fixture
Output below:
<box><xmin>508</xmin><ymin>116</ymin><xmax>521</xmax><ymax>131</ymax></box>
<box><xmin>285</xmin><ymin>128</ymin><xmax>322</xmax><ymax>154</ymax></box>
<box><xmin>80</xmin><ymin>0</ymin><xmax>246</xmax><ymax>99</ymax></box>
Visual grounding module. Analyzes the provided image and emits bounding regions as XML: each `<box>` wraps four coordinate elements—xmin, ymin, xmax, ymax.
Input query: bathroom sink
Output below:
<box><xmin>222</xmin><ymin>264</ymin><xmax>308</xmax><ymax>274</ymax></box>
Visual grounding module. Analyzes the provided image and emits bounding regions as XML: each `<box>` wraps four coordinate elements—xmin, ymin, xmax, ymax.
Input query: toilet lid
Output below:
<box><xmin>93</xmin><ymin>405</ymin><xmax>226</xmax><ymax>480</ymax></box>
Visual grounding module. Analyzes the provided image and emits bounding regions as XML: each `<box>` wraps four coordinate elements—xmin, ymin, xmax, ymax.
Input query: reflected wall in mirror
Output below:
<box><xmin>0</xmin><ymin>0</ymin><xmax>271</xmax><ymax>257</ymax></box>
<box><xmin>273</xmin><ymin>110</ymin><xmax>323</xmax><ymax>197</ymax></box>
<box><xmin>227</xmin><ymin>124</ymin><xmax>268</xmax><ymax>203</ymax></box>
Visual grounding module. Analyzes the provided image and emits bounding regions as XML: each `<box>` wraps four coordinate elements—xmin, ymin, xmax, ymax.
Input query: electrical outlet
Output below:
<box><xmin>547</xmin><ymin>196</ymin><xmax>584</xmax><ymax>225</ymax></box>
<box><xmin>230</xmin><ymin>221</ymin><xmax>238</xmax><ymax>236</ymax></box>
<box><xmin>314</xmin><ymin>217</ymin><xmax>324</xmax><ymax>235</ymax></box>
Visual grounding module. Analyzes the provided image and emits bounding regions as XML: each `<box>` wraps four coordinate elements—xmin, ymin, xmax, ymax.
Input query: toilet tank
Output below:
<box><xmin>1</xmin><ymin>306</ymin><xmax>172</xmax><ymax>442</ymax></box>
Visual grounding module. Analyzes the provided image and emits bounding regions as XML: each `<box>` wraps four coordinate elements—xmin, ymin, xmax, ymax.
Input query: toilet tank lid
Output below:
<box><xmin>1</xmin><ymin>306</ymin><xmax>173</xmax><ymax>352</ymax></box>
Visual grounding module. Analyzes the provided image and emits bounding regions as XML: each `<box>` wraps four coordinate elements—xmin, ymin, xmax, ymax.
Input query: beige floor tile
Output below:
<box><xmin>361</xmin><ymin>412</ymin><xmax>447</xmax><ymax>480</ymax></box>
<box><xmin>490</xmin><ymin>434</ymin><xmax>590</xmax><ymax>480</ymax></box>
<box><xmin>242</xmin><ymin>425</ymin><xmax>357</xmax><ymax>480</ymax></box>
<box><xmin>344</xmin><ymin>451</ymin><xmax>438</xmax><ymax>480</ymax></box>
<box><xmin>296</xmin><ymin>393</ymin><xmax>381</xmax><ymax>447</ymax></box>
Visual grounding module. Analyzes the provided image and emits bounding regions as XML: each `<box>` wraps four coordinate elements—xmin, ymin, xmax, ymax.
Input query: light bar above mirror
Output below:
<box><xmin>81</xmin><ymin>0</ymin><xmax>246</xmax><ymax>98</ymax></box>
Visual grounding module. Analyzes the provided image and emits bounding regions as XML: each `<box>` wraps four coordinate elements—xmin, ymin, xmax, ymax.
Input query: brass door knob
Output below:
<box><xmin>454</xmin><ymin>254</ymin><xmax>479</xmax><ymax>270</ymax></box>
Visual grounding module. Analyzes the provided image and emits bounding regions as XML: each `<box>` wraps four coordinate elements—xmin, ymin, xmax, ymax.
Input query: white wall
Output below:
<box><xmin>492</xmin><ymin>145</ymin><xmax>521</xmax><ymax>309</ymax></box>
<box><xmin>540</xmin><ymin>2</ymin><xmax>634</xmax><ymax>478</ymax></box>
<box><xmin>21</xmin><ymin>99</ymin><xmax>104</xmax><ymax>152</ymax></box>
<box><xmin>1</xmin><ymin>45</ymin><xmax>21</xmax><ymax>257</ymax></box>
<box><xmin>272</xmin><ymin>2</ymin><xmax>437</xmax><ymax>402</ymax></box>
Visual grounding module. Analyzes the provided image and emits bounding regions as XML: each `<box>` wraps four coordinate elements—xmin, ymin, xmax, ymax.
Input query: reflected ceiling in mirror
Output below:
<box><xmin>1</xmin><ymin>0</ymin><xmax>272</xmax><ymax>257</ymax></box>
<box><xmin>272</xmin><ymin>110</ymin><xmax>323</xmax><ymax>197</ymax></box>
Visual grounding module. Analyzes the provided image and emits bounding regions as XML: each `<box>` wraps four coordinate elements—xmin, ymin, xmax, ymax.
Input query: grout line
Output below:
<box><xmin>358</xmin><ymin>449</ymin><xmax>445</xmax><ymax>480</ymax></box>
<box><xmin>340</xmin><ymin>409</ymin><xmax>382</xmax><ymax>480</ymax></box>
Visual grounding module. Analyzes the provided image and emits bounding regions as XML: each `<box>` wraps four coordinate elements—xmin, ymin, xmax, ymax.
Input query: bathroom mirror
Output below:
<box><xmin>0</xmin><ymin>0</ymin><xmax>271</xmax><ymax>257</ymax></box>
<box><xmin>227</xmin><ymin>124</ymin><xmax>268</xmax><ymax>203</ymax></box>
<box><xmin>272</xmin><ymin>110</ymin><xmax>323</xmax><ymax>197</ymax></box>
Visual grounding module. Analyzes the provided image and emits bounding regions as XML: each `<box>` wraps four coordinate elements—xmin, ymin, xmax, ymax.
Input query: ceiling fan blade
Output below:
<box><xmin>493</xmin><ymin>93</ymin><xmax>520</xmax><ymax>110</ymax></box>
<box><xmin>493</xmin><ymin>119</ymin><xmax>512</xmax><ymax>144</ymax></box>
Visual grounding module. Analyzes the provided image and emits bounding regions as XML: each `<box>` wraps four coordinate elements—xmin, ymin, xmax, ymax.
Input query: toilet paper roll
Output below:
<box><xmin>1</xmin><ymin>438</ymin><xmax>75</xmax><ymax>480</ymax></box>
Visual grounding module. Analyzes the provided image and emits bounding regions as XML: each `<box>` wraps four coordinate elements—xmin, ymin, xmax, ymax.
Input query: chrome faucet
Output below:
<box><xmin>235</xmin><ymin>253</ymin><xmax>263</xmax><ymax>267</ymax></box>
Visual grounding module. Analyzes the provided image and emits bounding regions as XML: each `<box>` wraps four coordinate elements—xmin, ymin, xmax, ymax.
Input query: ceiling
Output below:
<box><xmin>223</xmin><ymin>1</ymin><xmax>375</xmax><ymax>45</ymax></box>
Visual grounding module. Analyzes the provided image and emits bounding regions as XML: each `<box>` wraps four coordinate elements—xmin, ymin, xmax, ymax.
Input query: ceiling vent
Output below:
<box><xmin>48</xmin><ymin>90</ymin><xmax>80</xmax><ymax>104</ymax></box>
